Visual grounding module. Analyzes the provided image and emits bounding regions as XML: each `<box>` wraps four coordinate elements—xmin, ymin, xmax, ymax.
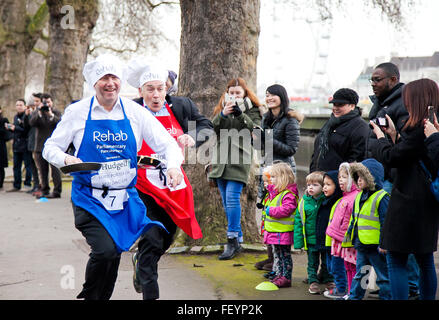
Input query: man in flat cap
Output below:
<box><xmin>43</xmin><ymin>54</ymin><xmax>184</xmax><ymax>300</ymax></box>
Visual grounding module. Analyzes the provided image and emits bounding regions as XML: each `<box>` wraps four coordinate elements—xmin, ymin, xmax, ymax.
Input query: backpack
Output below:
<box><xmin>419</xmin><ymin>160</ymin><xmax>439</xmax><ymax>203</ymax></box>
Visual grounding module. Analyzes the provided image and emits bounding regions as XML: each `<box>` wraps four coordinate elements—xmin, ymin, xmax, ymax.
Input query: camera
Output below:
<box><xmin>371</xmin><ymin>117</ymin><xmax>388</xmax><ymax>128</ymax></box>
<box><xmin>40</xmin><ymin>99</ymin><xmax>50</xmax><ymax>112</ymax></box>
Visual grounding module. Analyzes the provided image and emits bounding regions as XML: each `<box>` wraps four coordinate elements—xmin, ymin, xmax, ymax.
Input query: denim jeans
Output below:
<box><xmin>349</xmin><ymin>248</ymin><xmax>391</xmax><ymax>300</ymax></box>
<box><xmin>326</xmin><ymin>252</ymin><xmax>347</xmax><ymax>294</ymax></box>
<box><xmin>386</xmin><ymin>251</ymin><xmax>437</xmax><ymax>300</ymax></box>
<box><xmin>216</xmin><ymin>178</ymin><xmax>244</xmax><ymax>242</ymax></box>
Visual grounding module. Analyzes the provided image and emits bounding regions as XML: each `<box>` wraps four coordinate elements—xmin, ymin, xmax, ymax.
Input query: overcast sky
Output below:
<box><xmin>257</xmin><ymin>0</ymin><xmax>439</xmax><ymax>97</ymax></box>
<box><xmin>97</xmin><ymin>0</ymin><xmax>439</xmax><ymax>100</ymax></box>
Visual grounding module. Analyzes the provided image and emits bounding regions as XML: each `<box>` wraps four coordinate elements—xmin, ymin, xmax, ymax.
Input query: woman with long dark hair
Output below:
<box><xmin>254</xmin><ymin>84</ymin><xmax>303</xmax><ymax>271</ymax></box>
<box><xmin>370</xmin><ymin>78</ymin><xmax>439</xmax><ymax>300</ymax></box>
<box><xmin>262</xmin><ymin>84</ymin><xmax>303</xmax><ymax>174</ymax></box>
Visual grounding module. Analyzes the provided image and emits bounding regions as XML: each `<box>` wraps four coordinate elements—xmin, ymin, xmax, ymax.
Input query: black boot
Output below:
<box><xmin>218</xmin><ymin>237</ymin><xmax>241</xmax><ymax>260</ymax></box>
<box><xmin>254</xmin><ymin>245</ymin><xmax>274</xmax><ymax>270</ymax></box>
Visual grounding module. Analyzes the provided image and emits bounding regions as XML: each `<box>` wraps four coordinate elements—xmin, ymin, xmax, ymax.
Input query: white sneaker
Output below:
<box><xmin>323</xmin><ymin>288</ymin><xmax>346</xmax><ymax>299</ymax></box>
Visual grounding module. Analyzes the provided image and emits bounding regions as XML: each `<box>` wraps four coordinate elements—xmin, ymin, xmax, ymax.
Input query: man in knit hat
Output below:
<box><xmin>166</xmin><ymin>70</ymin><xmax>178</xmax><ymax>96</ymax></box>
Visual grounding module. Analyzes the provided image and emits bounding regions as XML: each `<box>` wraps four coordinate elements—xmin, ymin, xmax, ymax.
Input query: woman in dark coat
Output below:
<box><xmin>0</xmin><ymin>106</ymin><xmax>10</xmax><ymax>189</ymax></box>
<box><xmin>310</xmin><ymin>88</ymin><xmax>369</xmax><ymax>173</ymax></box>
<box><xmin>255</xmin><ymin>84</ymin><xmax>303</xmax><ymax>271</ymax></box>
<box><xmin>261</xmin><ymin>84</ymin><xmax>303</xmax><ymax>174</ymax></box>
<box><xmin>370</xmin><ymin>78</ymin><xmax>439</xmax><ymax>300</ymax></box>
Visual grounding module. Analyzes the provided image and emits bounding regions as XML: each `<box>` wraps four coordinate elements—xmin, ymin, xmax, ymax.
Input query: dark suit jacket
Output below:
<box><xmin>28</xmin><ymin>108</ymin><xmax>62</xmax><ymax>152</ymax></box>
<box><xmin>133</xmin><ymin>95</ymin><xmax>213</xmax><ymax>148</ymax></box>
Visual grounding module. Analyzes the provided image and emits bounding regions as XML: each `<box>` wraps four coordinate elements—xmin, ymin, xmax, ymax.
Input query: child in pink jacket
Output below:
<box><xmin>264</xmin><ymin>162</ymin><xmax>298</xmax><ymax>288</ymax></box>
<box><xmin>324</xmin><ymin>162</ymin><xmax>359</xmax><ymax>299</ymax></box>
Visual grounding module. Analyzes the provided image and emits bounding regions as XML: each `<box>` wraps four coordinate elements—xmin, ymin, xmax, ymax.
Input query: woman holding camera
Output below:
<box><xmin>369</xmin><ymin>78</ymin><xmax>439</xmax><ymax>300</ymax></box>
<box><xmin>208</xmin><ymin>77</ymin><xmax>262</xmax><ymax>260</ymax></box>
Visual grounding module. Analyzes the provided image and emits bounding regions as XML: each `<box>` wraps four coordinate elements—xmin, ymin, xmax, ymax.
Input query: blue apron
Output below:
<box><xmin>71</xmin><ymin>96</ymin><xmax>164</xmax><ymax>252</ymax></box>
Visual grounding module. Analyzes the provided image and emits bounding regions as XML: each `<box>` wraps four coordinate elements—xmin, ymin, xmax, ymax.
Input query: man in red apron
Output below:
<box><xmin>126</xmin><ymin>59</ymin><xmax>213</xmax><ymax>300</ymax></box>
<box><xmin>43</xmin><ymin>54</ymin><xmax>184</xmax><ymax>300</ymax></box>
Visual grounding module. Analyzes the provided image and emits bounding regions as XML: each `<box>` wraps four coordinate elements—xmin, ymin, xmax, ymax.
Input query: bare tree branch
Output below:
<box><xmin>90</xmin><ymin>0</ymin><xmax>178</xmax><ymax>59</ymax></box>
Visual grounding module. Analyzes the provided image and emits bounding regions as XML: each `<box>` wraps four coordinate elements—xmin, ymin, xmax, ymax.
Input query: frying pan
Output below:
<box><xmin>137</xmin><ymin>155</ymin><xmax>162</xmax><ymax>169</ymax></box>
<box><xmin>60</xmin><ymin>162</ymin><xmax>102</xmax><ymax>174</ymax></box>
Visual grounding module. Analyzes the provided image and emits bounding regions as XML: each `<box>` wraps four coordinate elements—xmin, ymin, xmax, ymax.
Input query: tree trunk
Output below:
<box><xmin>178</xmin><ymin>0</ymin><xmax>261</xmax><ymax>246</ymax></box>
<box><xmin>0</xmin><ymin>0</ymin><xmax>47</xmax><ymax>118</ymax></box>
<box><xmin>45</xmin><ymin>0</ymin><xmax>99</xmax><ymax>110</ymax></box>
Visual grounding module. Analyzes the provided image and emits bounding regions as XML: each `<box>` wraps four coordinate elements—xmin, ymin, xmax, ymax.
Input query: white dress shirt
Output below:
<box><xmin>42</xmin><ymin>95</ymin><xmax>183</xmax><ymax>170</ymax></box>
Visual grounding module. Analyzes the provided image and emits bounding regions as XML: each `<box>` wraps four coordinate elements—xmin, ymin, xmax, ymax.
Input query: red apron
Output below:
<box><xmin>136</xmin><ymin>102</ymin><xmax>202</xmax><ymax>239</ymax></box>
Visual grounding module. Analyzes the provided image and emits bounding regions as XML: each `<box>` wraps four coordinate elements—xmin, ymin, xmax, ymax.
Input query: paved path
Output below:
<box><xmin>0</xmin><ymin>181</ymin><xmax>237</xmax><ymax>300</ymax></box>
<box><xmin>1</xmin><ymin>168</ymin><xmax>438</xmax><ymax>301</ymax></box>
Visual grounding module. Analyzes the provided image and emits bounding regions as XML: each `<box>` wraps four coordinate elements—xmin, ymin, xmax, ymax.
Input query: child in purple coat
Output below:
<box><xmin>264</xmin><ymin>162</ymin><xmax>299</xmax><ymax>288</ymax></box>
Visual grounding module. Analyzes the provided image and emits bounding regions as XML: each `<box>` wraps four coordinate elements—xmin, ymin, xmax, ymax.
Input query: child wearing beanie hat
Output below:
<box><xmin>324</xmin><ymin>162</ymin><xmax>359</xmax><ymax>299</ymax></box>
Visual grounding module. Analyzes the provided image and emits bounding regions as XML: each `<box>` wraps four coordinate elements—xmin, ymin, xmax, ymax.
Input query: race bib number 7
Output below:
<box><xmin>90</xmin><ymin>159</ymin><xmax>136</xmax><ymax>211</ymax></box>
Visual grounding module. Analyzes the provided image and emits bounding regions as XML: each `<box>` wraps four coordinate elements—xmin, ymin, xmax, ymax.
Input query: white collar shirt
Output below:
<box><xmin>142</xmin><ymin>99</ymin><xmax>170</xmax><ymax>117</ymax></box>
<box><xmin>42</xmin><ymin>95</ymin><xmax>183</xmax><ymax>170</ymax></box>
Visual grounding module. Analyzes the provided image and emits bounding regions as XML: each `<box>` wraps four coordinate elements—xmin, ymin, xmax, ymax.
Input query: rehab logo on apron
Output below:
<box><xmin>71</xmin><ymin>97</ymin><xmax>164</xmax><ymax>252</ymax></box>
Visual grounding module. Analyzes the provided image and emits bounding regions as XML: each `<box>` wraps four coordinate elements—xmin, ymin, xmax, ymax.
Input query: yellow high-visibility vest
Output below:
<box><xmin>264</xmin><ymin>190</ymin><xmax>297</xmax><ymax>233</ymax></box>
<box><xmin>347</xmin><ymin>189</ymin><xmax>388</xmax><ymax>245</ymax></box>
<box><xmin>325</xmin><ymin>198</ymin><xmax>342</xmax><ymax>247</ymax></box>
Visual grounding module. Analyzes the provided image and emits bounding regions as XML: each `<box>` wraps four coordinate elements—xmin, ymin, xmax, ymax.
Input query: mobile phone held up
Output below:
<box><xmin>428</xmin><ymin>106</ymin><xmax>436</xmax><ymax>123</ymax></box>
<box><xmin>224</xmin><ymin>93</ymin><xmax>236</xmax><ymax>105</ymax></box>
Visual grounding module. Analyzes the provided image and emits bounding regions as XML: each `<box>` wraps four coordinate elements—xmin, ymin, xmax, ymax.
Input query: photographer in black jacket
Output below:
<box><xmin>29</xmin><ymin>93</ymin><xmax>62</xmax><ymax>198</ymax></box>
<box><xmin>5</xmin><ymin>99</ymin><xmax>32</xmax><ymax>192</ymax></box>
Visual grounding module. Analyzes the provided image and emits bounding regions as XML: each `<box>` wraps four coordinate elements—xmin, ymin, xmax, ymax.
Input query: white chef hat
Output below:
<box><xmin>125</xmin><ymin>57</ymin><xmax>168</xmax><ymax>89</ymax></box>
<box><xmin>82</xmin><ymin>54</ymin><xmax>125</xmax><ymax>88</ymax></box>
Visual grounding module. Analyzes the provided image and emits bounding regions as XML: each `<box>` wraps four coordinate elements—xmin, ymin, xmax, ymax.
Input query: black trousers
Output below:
<box><xmin>137</xmin><ymin>190</ymin><xmax>177</xmax><ymax>300</ymax></box>
<box><xmin>12</xmin><ymin>151</ymin><xmax>32</xmax><ymax>189</ymax></box>
<box><xmin>73</xmin><ymin>204</ymin><xmax>121</xmax><ymax>300</ymax></box>
<box><xmin>34</xmin><ymin>151</ymin><xmax>62</xmax><ymax>195</ymax></box>
<box><xmin>29</xmin><ymin>154</ymin><xmax>40</xmax><ymax>189</ymax></box>
<box><xmin>0</xmin><ymin>167</ymin><xmax>5</xmax><ymax>188</ymax></box>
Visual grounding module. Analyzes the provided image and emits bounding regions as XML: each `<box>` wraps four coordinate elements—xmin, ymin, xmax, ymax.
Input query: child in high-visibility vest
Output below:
<box><xmin>294</xmin><ymin>171</ymin><xmax>327</xmax><ymax>294</ymax></box>
<box><xmin>345</xmin><ymin>159</ymin><xmax>391</xmax><ymax>300</ymax></box>
<box><xmin>321</xmin><ymin>170</ymin><xmax>343</xmax><ymax>293</ymax></box>
<box><xmin>264</xmin><ymin>162</ymin><xmax>298</xmax><ymax>288</ymax></box>
<box><xmin>254</xmin><ymin>166</ymin><xmax>274</xmax><ymax>273</ymax></box>
<box><xmin>324</xmin><ymin>162</ymin><xmax>359</xmax><ymax>299</ymax></box>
